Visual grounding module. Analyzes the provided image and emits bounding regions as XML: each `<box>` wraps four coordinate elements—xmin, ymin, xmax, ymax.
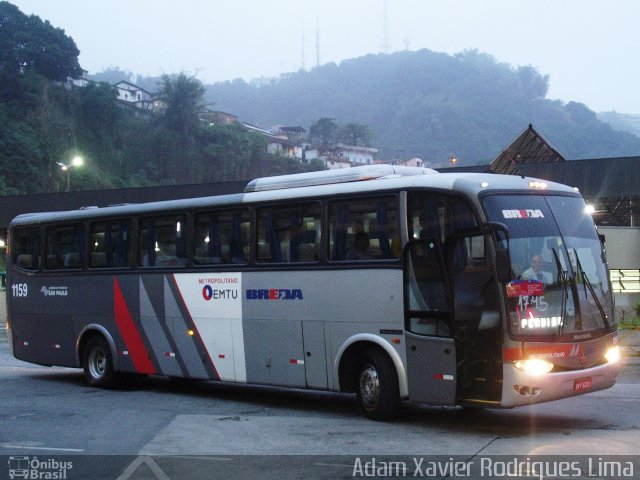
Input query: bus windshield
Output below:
<box><xmin>482</xmin><ymin>194</ymin><xmax>614</xmax><ymax>340</ymax></box>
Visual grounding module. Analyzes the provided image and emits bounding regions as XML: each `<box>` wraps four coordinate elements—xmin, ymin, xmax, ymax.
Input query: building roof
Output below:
<box><xmin>487</xmin><ymin>124</ymin><xmax>566</xmax><ymax>174</ymax></box>
<box><xmin>441</xmin><ymin>158</ymin><xmax>639</xmax><ymax>226</ymax></box>
<box><xmin>114</xmin><ymin>80</ymin><xmax>153</xmax><ymax>96</ymax></box>
<box><xmin>517</xmin><ymin>157</ymin><xmax>640</xmax><ymax>226</ymax></box>
<box><xmin>516</xmin><ymin>156</ymin><xmax>639</xmax><ymax>198</ymax></box>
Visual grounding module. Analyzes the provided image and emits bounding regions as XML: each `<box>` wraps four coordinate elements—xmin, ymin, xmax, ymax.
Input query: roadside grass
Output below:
<box><xmin>618</xmin><ymin>317</ymin><xmax>640</xmax><ymax>330</ymax></box>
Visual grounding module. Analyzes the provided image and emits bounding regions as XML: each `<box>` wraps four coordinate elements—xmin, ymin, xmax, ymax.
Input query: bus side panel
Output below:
<box><xmin>138</xmin><ymin>274</ymin><xmax>183</xmax><ymax>377</ymax></box>
<box><xmin>172</xmin><ymin>272</ymin><xmax>243</xmax><ymax>381</ymax></box>
<box><xmin>243</xmin><ymin>319</ymin><xmax>306</xmax><ymax>387</ymax></box>
<box><xmin>9</xmin><ymin>272</ymin><xmax>105</xmax><ymax>368</ymax></box>
<box><xmin>302</xmin><ymin>320</ymin><xmax>329</xmax><ymax>389</ymax></box>
<box><xmin>113</xmin><ymin>274</ymin><xmax>154</xmax><ymax>375</ymax></box>
<box><xmin>164</xmin><ymin>276</ymin><xmax>212</xmax><ymax>380</ymax></box>
<box><xmin>116</xmin><ymin>273</ymin><xmax>218</xmax><ymax>379</ymax></box>
<box><xmin>36</xmin><ymin>314</ymin><xmax>77</xmax><ymax>367</ymax></box>
<box><xmin>10</xmin><ymin>313</ymin><xmax>38</xmax><ymax>364</ymax></box>
<box><xmin>241</xmin><ymin>269</ymin><xmax>406</xmax><ymax>392</ymax></box>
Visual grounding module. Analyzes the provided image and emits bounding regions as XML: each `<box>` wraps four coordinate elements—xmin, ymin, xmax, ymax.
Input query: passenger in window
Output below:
<box><xmin>345</xmin><ymin>231</ymin><xmax>373</xmax><ymax>260</ymax></box>
<box><xmin>521</xmin><ymin>255</ymin><xmax>553</xmax><ymax>284</ymax></box>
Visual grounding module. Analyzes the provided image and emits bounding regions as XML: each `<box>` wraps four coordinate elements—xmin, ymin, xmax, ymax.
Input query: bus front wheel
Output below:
<box><xmin>356</xmin><ymin>349</ymin><xmax>400</xmax><ymax>420</ymax></box>
<box><xmin>82</xmin><ymin>336</ymin><xmax>116</xmax><ymax>388</ymax></box>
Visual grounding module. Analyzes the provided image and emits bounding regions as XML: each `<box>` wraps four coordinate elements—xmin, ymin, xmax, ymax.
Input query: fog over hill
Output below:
<box><xmin>204</xmin><ymin>49</ymin><xmax>640</xmax><ymax>165</ymax></box>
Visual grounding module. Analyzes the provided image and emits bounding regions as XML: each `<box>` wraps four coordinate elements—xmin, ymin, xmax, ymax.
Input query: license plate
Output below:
<box><xmin>574</xmin><ymin>377</ymin><xmax>592</xmax><ymax>391</ymax></box>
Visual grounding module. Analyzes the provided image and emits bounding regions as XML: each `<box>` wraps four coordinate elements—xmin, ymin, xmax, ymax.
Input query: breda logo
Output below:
<box><xmin>246</xmin><ymin>289</ymin><xmax>303</xmax><ymax>300</ymax></box>
<box><xmin>502</xmin><ymin>209</ymin><xmax>545</xmax><ymax>219</ymax></box>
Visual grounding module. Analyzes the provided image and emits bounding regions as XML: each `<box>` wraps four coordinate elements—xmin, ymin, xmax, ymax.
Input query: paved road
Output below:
<box><xmin>1</xmin><ymin>292</ymin><xmax>639</xmax><ymax>479</ymax></box>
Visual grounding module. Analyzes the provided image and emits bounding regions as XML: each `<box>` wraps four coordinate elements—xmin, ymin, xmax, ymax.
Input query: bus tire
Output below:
<box><xmin>356</xmin><ymin>348</ymin><xmax>400</xmax><ymax>421</ymax></box>
<box><xmin>82</xmin><ymin>336</ymin><xmax>117</xmax><ymax>388</ymax></box>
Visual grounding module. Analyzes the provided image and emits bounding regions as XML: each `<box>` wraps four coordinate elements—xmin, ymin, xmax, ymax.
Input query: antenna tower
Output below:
<box><xmin>315</xmin><ymin>26</ymin><xmax>320</xmax><ymax>67</ymax></box>
<box><xmin>301</xmin><ymin>27</ymin><xmax>306</xmax><ymax>71</ymax></box>
<box><xmin>381</xmin><ymin>0</ymin><xmax>390</xmax><ymax>53</ymax></box>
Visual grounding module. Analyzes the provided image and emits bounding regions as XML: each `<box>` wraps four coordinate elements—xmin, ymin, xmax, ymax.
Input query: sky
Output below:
<box><xmin>9</xmin><ymin>0</ymin><xmax>640</xmax><ymax>113</ymax></box>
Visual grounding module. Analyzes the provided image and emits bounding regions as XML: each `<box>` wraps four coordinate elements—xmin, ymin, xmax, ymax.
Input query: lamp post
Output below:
<box><xmin>56</xmin><ymin>155</ymin><xmax>83</xmax><ymax>192</ymax></box>
<box><xmin>449</xmin><ymin>155</ymin><xmax>457</xmax><ymax>167</ymax></box>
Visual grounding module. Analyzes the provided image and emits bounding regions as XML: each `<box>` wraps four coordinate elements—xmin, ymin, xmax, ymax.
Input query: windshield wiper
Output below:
<box><xmin>573</xmin><ymin>249</ymin><xmax>609</xmax><ymax>329</ymax></box>
<box><xmin>551</xmin><ymin>247</ymin><xmax>569</xmax><ymax>336</ymax></box>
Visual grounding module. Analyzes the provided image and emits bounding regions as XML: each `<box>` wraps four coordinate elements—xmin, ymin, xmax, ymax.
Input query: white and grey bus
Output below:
<box><xmin>6</xmin><ymin>165</ymin><xmax>620</xmax><ymax>419</ymax></box>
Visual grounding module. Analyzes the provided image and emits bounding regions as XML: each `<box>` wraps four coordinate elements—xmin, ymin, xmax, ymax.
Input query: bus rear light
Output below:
<box><xmin>513</xmin><ymin>359</ymin><xmax>553</xmax><ymax>375</ymax></box>
<box><xmin>605</xmin><ymin>346</ymin><xmax>620</xmax><ymax>364</ymax></box>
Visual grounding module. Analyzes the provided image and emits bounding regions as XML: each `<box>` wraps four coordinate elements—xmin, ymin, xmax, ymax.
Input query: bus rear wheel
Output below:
<box><xmin>356</xmin><ymin>349</ymin><xmax>400</xmax><ymax>421</ymax></box>
<box><xmin>82</xmin><ymin>336</ymin><xmax>117</xmax><ymax>388</ymax></box>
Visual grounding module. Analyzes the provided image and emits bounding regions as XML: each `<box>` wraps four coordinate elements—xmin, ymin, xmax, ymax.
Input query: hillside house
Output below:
<box><xmin>199</xmin><ymin>110</ymin><xmax>238</xmax><ymax>126</ymax></box>
<box><xmin>333</xmin><ymin>144</ymin><xmax>379</xmax><ymax>166</ymax></box>
<box><xmin>114</xmin><ymin>81</ymin><xmax>154</xmax><ymax>111</ymax></box>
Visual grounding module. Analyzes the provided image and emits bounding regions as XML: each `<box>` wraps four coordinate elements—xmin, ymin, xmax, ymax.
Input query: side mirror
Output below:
<box><xmin>598</xmin><ymin>233</ymin><xmax>606</xmax><ymax>245</ymax></box>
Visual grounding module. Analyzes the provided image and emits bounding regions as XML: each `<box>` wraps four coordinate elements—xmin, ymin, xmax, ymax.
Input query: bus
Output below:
<box><xmin>5</xmin><ymin>165</ymin><xmax>620</xmax><ymax>420</ymax></box>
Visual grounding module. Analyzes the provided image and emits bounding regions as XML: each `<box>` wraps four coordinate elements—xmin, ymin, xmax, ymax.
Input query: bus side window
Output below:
<box><xmin>193</xmin><ymin>210</ymin><xmax>250</xmax><ymax>265</ymax></box>
<box><xmin>45</xmin><ymin>224</ymin><xmax>84</xmax><ymax>270</ymax></box>
<box><xmin>11</xmin><ymin>227</ymin><xmax>41</xmax><ymax>271</ymax></box>
<box><xmin>90</xmin><ymin>220</ymin><xmax>132</xmax><ymax>268</ymax></box>
<box><xmin>139</xmin><ymin>215</ymin><xmax>187</xmax><ymax>268</ymax></box>
<box><xmin>329</xmin><ymin>196</ymin><xmax>399</xmax><ymax>261</ymax></box>
<box><xmin>256</xmin><ymin>204</ymin><xmax>321</xmax><ymax>263</ymax></box>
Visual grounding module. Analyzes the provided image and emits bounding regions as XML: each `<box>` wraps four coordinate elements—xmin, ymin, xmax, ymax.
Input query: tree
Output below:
<box><xmin>74</xmin><ymin>82</ymin><xmax>124</xmax><ymax>177</ymax></box>
<box><xmin>309</xmin><ymin>117</ymin><xmax>337</xmax><ymax>147</ymax></box>
<box><xmin>155</xmin><ymin>73</ymin><xmax>207</xmax><ymax>182</ymax></box>
<box><xmin>336</xmin><ymin>123</ymin><xmax>373</xmax><ymax>146</ymax></box>
<box><xmin>0</xmin><ymin>2</ymin><xmax>81</xmax><ymax>87</ymax></box>
<box><xmin>156</xmin><ymin>72</ymin><xmax>206</xmax><ymax>132</ymax></box>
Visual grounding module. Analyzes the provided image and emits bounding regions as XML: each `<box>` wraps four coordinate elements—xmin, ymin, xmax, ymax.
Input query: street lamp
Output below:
<box><xmin>56</xmin><ymin>155</ymin><xmax>83</xmax><ymax>192</ymax></box>
<box><xmin>449</xmin><ymin>155</ymin><xmax>457</xmax><ymax>167</ymax></box>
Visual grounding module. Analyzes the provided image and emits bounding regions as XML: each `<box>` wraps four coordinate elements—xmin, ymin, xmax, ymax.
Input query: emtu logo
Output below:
<box><xmin>202</xmin><ymin>285</ymin><xmax>238</xmax><ymax>301</ymax></box>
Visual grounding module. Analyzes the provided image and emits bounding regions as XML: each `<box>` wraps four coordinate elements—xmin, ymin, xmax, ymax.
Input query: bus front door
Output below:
<box><xmin>403</xmin><ymin>241</ymin><xmax>457</xmax><ymax>405</ymax></box>
<box><xmin>448</xmin><ymin>231</ymin><xmax>503</xmax><ymax>404</ymax></box>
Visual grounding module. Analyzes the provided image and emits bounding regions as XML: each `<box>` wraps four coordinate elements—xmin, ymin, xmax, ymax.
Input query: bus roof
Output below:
<box><xmin>9</xmin><ymin>166</ymin><xmax>578</xmax><ymax>226</ymax></box>
<box><xmin>244</xmin><ymin>165</ymin><xmax>438</xmax><ymax>192</ymax></box>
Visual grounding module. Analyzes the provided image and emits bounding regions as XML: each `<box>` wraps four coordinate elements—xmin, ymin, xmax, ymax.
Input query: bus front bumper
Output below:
<box><xmin>500</xmin><ymin>360</ymin><xmax>620</xmax><ymax>408</ymax></box>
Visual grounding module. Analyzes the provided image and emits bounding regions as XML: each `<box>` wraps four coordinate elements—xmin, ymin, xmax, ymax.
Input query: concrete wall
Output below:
<box><xmin>599</xmin><ymin>227</ymin><xmax>640</xmax><ymax>320</ymax></box>
<box><xmin>599</xmin><ymin>227</ymin><xmax>640</xmax><ymax>269</ymax></box>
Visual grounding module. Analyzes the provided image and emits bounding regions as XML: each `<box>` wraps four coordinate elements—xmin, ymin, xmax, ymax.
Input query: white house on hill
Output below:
<box><xmin>334</xmin><ymin>144</ymin><xmax>379</xmax><ymax>166</ymax></box>
<box><xmin>114</xmin><ymin>81</ymin><xmax>154</xmax><ymax>111</ymax></box>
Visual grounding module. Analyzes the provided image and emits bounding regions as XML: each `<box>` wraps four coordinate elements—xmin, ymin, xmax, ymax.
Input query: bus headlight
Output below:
<box><xmin>514</xmin><ymin>359</ymin><xmax>554</xmax><ymax>375</ymax></box>
<box><xmin>605</xmin><ymin>346</ymin><xmax>620</xmax><ymax>364</ymax></box>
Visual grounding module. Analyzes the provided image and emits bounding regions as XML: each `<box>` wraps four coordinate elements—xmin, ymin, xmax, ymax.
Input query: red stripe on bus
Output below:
<box><xmin>113</xmin><ymin>277</ymin><xmax>156</xmax><ymax>374</ymax></box>
<box><xmin>503</xmin><ymin>347</ymin><xmax>522</xmax><ymax>361</ymax></box>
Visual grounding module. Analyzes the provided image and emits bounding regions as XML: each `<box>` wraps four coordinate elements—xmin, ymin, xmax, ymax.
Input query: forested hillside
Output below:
<box><xmin>0</xmin><ymin>2</ymin><xmax>315</xmax><ymax>195</ymax></box>
<box><xmin>206</xmin><ymin>49</ymin><xmax>640</xmax><ymax>165</ymax></box>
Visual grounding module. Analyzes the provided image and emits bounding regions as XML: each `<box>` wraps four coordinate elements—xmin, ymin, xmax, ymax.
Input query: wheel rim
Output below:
<box><xmin>359</xmin><ymin>363</ymin><xmax>380</xmax><ymax>408</ymax></box>
<box><xmin>88</xmin><ymin>346</ymin><xmax>106</xmax><ymax>380</ymax></box>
